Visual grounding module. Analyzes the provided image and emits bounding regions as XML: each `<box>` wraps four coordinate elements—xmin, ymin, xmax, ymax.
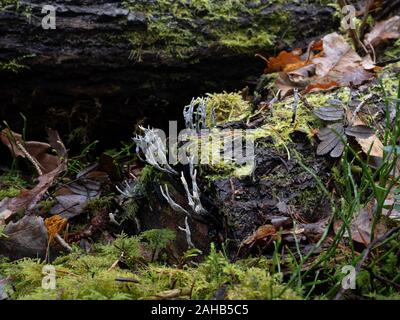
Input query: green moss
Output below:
<box><xmin>85</xmin><ymin>195</ymin><xmax>114</xmax><ymax>213</ymax></box>
<box><xmin>0</xmin><ymin>58</ymin><xmax>28</xmax><ymax>73</ymax></box>
<box><xmin>122</xmin><ymin>199</ymin><xmax>140</xmax><ymax>222</ymax></box>
<box><xmin>123</xmin><ymin>0</ymin><xmax>297</xmax><ymax>61</ymax></box>
<box><xmin>252</xmin><ymin>97</ymin><xmax>319</xmax><ymax>148</ymax></box>
<box><xmin>218</xmin><ymin>30</ymin><xmax>274</xmax><ymax>52</ymax></box>
<box><xmin>382</xmin><ymin>39</ymin><xmax>400</xmax><ymax>61</ymax></box>
<box><xmin>206</xmin><ymin>91</ymin><xmax>252</xmax><ymax>126</ymax></box>
<box><xmin>38</xmin><ymin>199</ymin><xmax>57</xmax><ymax>215</ymax></box>
<box><xmin>0</xmin><ymin>0</ymin><xmax>19</xmax><ymax>10</ymax></box>
<box><xmin>0</xmin><ymin>172</ymin><xmax>27</xmax><ymax>201</ymax></box>
<box><xmin>1</xmin><ymin>239</ymin><xmax>301</xmax><ymax>300</ymax></box>
<box><xmin>141</xmin><ymin>229</ymin><xmax>176</xmax><ymax>261</ymax></box>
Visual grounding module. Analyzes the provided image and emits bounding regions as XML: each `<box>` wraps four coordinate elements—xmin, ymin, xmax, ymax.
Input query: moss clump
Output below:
<box><xmin>0</xmin><ymin>172</ymin><xmax>27</xmax><ymax>201</ymax></box>
<box><xmin>0</xmin><ymin>239</ymin><xmax>301</xmax><ymax>300</ymax></box>
<box><xmin>85</xmin><ymin>195</ymin><xmax>114</xmax><ymax>214</ymax></box>
<box><xmin>252</xmin><ymin>86</ymin><xmax>354</xmax><ymax>149</ymax></box>
<box><xmin>206</xmin><ymin>91</ymin><xmax>252</xmax><ymax>126</ymax></box>
<box><xmin>382</xmin><ymin>39</ymin><xmax>400</xmax><ymax>61</ymax></box>
<box><xmin>0</xmin><ymin>58</ymin><xmax>28</xmax><ymax>73</ymax></box>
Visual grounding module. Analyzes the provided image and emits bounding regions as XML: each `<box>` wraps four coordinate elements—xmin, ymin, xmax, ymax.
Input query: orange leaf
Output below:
<box><xmin>311</xmin><ymin>39</ymin><xmax>323</xmax><ymax>51</ymax></box>
<box><xmin>264</xmin><ymin>50</ymin><xmax>305</xmax><ymax>73</ymax></box>
<box><xmin>305</xmin><ymin>80</ymin><xmax>338</xmax><ymax>93</ymax></box>
<box><xmin>243</xmin><ymin>224</ymin><xmax>277</xmax><ymax>245</ymax></box>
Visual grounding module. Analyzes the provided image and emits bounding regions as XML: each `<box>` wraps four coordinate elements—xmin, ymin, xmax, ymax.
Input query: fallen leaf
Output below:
<box><xmin>314</xmin><ymin>105</ymin><xmax>344</xmax><ymax>121</ymax></box>
<box><xmin>50</xmin><ymin>194</ymin><xmax>92</xmax><ymax>219</ymax></box>
<box><xmin>382</xmin><ymin>190</ymin><xmax>400</xmax><ymax>220</ymax></box>
<box><xmin>265</xmin><ymin>32</ymin><xmax>376</xmax><ymax>95</ymax></box>
<box><xmin>335</xmin><ymin>200</ymin><xmax>387</xmax><ymax>246</ymax></box>
<box><xmin>305</xmin><ymin>80</ymin><xmax>339</xmax><ymax>93</ymax></box>
<box><xmin>0</xmin><ymin>129</ymin><xmax>60</xmax><ymax>175</ymax></box>
<box><xmin>316</xmin><ymin>123</ymin><xmax>346</xmax><ymax>158</ymax></box>
<box><xmin>346</xmin><ymin>125</ymin><xmax>384</xmax><ymax>158</ymax></box>
<box><xmin>243</xmin><ymin>224</ymin><xmax>276</xmax><ymax>245</ymax></box>
<box><xmin>364</xmin><ymin>16</ymin><xmax>400</xmax><ymax>47</ymax></box>
<box><xmin>0</xmin><ymin>215</ymin><xmax>48</xmax><ymax>260</ymax></box>
<box><xmin>312</xmin><ymin>33</ymin><xmax>375</xmax><ymax>86</ymax></box>
<box><xmin>0</xmin><ymin>130</ymin><xmax>67</xmax><ymax>221</ymax></box>
<box><xmin>263</xmin><ymin>49</ymin><xmax>304</xmax><ymax>73</ymax></box>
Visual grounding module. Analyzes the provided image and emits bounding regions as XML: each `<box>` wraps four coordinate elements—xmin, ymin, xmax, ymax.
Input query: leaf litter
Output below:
<box><xmin>1</xmin><ymin>13</ymin><xmax>400</xmax><ymax>300</ymax></box>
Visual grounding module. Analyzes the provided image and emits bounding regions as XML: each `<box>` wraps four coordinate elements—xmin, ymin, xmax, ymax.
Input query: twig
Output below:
<box><xmin>54</xmin><ymin>233</ymin><xmax>73</xmax><ymax>252</ymax></box>
<box><xmin>15</xmin><ymin>140</ymin><xmax>43</xmax><ymax>176</ymax></box>
<box><xmin>358</xmin><ymin>0</ymin><xmax>374</xmax><ymax>41</ymax></box>
<box><xmin>337</xmin><ymin>0</ymin><xmax>370</xmax><ymax>56</ymax></box>
<box><xmin>351</xmin><ymin>93</ymin><xmax>374</xmax><ymax>123</ymax></box>
<box><xmin>370</xmin><ymin>271</ymin><xmax>400</xmax><ymax>290</ymax></box>
<box><xmin>115</xmin><ymin>277</ymin><xmax>139</xmax><ymax>283</ymax></box>
<box><xmin>108</xmin><ymin>253</ymin><xmax>124</xmax><ymax>271</ymax></box>
<box><xmin>292</xmin><ymin>88</ymin><xmax>299</xmax><ymax>124</ymax></box>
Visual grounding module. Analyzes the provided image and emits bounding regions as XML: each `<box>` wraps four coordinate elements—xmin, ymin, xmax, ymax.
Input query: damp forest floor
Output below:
<box><xmin>1</xmin><ymin>4</ymin><xmax>400</xmax><ymax>301</ymax></box>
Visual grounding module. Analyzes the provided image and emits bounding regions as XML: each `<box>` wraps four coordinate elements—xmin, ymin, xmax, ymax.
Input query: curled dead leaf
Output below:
<box><xmin>0</xmin><ymin>130</ymin><xmax>67</xmax><ymax>221</ymax></box>
<box><xmin>364</xmin><ymin>16</ymin><xmax>400</xmax><ymax>47</ymax></box>
<box><xmin>346</xmin><ymin>125</ymin><xmax>384</xmax><ymax>158</ymax></box>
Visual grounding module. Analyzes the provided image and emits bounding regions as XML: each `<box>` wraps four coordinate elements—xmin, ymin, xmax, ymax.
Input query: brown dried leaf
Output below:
<box><xmin>0</xmin><ymin>128</ymin><xmax>63</xmax><ymax>174</ymax></box>
<box><xmin>243</xmin><ymin>224</ymin><xmax>276</xmax><ymax>246</ymax></box>
<box><xmin>268</xmin><ymin>33</ymin><xmax>376</xmax><ymax>95</ymax></box>
<box><xmin>364</xmin><ymin>16</ymin><xmax>400</xmax><ymax>47</ymax></box>
<box><xmin>305</xmin><ymin>80</ymin><xmax>339</xmax><ymax>93</ymax></box>
<box><xmin>335</xmin><ymin>200</ymin><xmax>387</xmax><ymax>246</ymax></box>
<box><xmin>312</xmin><ymin>33</ymin><xmax>375</xmax><ymax>87</ymax></box>
<box><xmin>346</xmin><ymin>125</ymin><xmax>384</xmax><ymax>158</ymax></box>
<box><xmin>0</xmin><ymin>215</ymin><xmax>48</xmax><ymax>260</ymax></box>
<box><xmin>0</xmin><ymin>131</ymin><xmax>67</xmax><ymax>221</ymax></box>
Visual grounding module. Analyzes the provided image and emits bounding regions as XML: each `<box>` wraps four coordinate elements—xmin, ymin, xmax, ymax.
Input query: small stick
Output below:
<box><xmin>108</xmin><ymin>253</ymin><xmax>124</xmax><ymax>272</ymax></box>
<box><xmin>292</xmin><ymin>88</ymin><xmax>299</xmax><ymax>124</ymax></box>
<box><xmin>54</xmin><ymin>233</ymin><xmax>72</xmax><ymax>252</ymax></box>
<box><xmin>115</xmin><ymin>277</ymin><xmax>139</xmax><ymax>284</ymax></box>
<box><xmin>15</xmin><ymin>140</ymin><xmax>43</xmax><ymax>176</ymax></box>
<box><xmin>358</xmin><ymin>0</ymin><xmax>374</xmax><ymax>41</ymax></box>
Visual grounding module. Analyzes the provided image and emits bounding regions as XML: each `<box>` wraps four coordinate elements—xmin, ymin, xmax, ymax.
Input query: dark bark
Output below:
<box><xmin>0</xmin><ymin>1</ymin><xmax>339</xmax><ymax>148</ymax></box>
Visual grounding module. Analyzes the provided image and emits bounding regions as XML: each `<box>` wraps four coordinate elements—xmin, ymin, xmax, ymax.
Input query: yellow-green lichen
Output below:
<box><xmin>206</xmin><ymin>91</ymin><xmax>252</xmax><ymax>126</ymax></box>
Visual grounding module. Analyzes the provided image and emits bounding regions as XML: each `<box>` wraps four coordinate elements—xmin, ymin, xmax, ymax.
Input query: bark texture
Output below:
<box><xmin>0</xmin><ymin>0</ymin><xmax>339</xmax><ymax>146</ymax></box>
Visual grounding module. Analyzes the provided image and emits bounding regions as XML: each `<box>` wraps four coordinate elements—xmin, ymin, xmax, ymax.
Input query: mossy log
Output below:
<box><xmin>0</xmin><ymin>0</ymin><xmax>339</xmax><ymax>146</ymax></box>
